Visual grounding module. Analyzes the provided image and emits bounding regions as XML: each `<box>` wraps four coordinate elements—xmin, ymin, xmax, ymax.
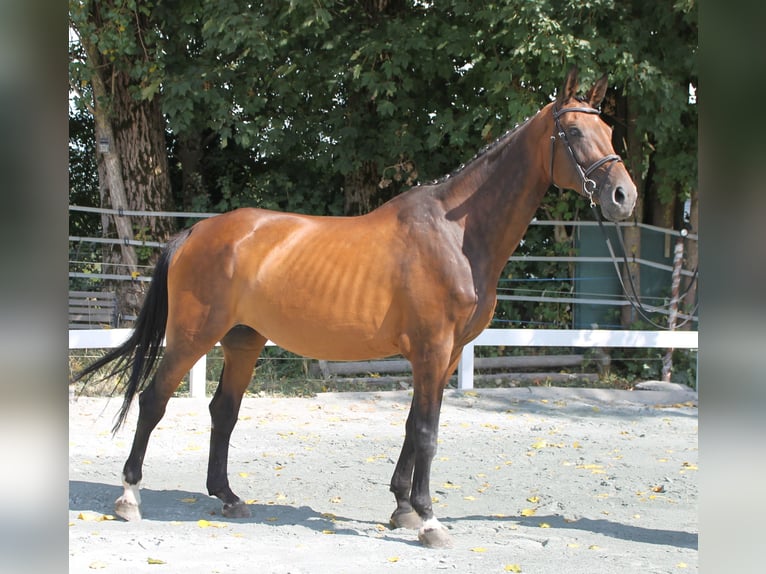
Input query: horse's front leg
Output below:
<box><xmin>390</xmin><ymin>350</ymin><xmax>457</xmax><ymax>548</ymax></box>
<box><xmin>206</xmin><ymin>326</ymin><xmax>266</xmax><ymax>518</ymax></box>
<box><xmin>389</xmin><ymin>407</ymin><xmax>423</xmax><ymax>529</ymax></box>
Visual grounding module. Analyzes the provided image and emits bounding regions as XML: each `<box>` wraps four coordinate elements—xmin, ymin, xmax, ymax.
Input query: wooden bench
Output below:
<box><xmin>68</xmin><ymin>290</ymin><xmax>119</xmax><ymax>329</ymax></box>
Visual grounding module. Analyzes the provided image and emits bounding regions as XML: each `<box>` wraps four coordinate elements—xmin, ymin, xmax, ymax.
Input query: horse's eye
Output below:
<box><xmin>567</xmin><ymin>126</ymin><xmax>582</xmax><ymax>138</ymax></box>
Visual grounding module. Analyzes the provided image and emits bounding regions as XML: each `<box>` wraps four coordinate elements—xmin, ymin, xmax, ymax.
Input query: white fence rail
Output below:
<box><xmin>69</xmin><ymin>328</ymin><xmax>698</xmax><ymax>398</ymax></box>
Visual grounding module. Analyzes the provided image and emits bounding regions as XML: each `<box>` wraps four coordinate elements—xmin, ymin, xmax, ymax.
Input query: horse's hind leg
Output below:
<box><xmin>115</xmin><ymin>346</ymin><xmax>209</xmax><ymax>521</ymax></box>
<box><xmin>206</xmin><ymin>326</ymin><xmax>266</xmax><ymax>518</ymax></box>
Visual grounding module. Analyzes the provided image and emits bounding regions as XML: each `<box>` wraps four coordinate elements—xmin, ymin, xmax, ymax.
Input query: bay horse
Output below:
<box><xmin>73</xmin><ymin>68</ymin><xmax>636</xmax><ymax>548</ymax></box>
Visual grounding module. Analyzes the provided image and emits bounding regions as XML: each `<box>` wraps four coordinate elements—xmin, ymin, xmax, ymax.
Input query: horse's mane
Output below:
<box><xmin>424</xmin><ymin>115</ymin><xmax>533</xmax><ymax>187</ymax></box>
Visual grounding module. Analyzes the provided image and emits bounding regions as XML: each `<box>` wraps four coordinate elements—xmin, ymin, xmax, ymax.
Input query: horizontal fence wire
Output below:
<box><xmin>68</xmin><ymin>206</ymin><xmax>699</xmax><ymax>324</ymax></box>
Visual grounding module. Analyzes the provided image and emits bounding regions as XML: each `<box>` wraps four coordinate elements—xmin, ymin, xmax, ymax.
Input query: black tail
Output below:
<box><xmin>71</xmin><ymin>230</ymin><xmax>190</xmax><ymax>432</ymax></box>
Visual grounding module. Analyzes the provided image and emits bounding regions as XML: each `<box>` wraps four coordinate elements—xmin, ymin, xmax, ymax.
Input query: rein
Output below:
<box><xmin>591</xmin><ymin>204</ymin><xmax>699</xmax><ymax>330</ymax></box>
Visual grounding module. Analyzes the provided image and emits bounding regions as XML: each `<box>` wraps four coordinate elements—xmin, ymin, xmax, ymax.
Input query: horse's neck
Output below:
<box><xmin>441</xmin><ymin>110</ymin><xmax>552</xmax><ymax>286</ymax></box>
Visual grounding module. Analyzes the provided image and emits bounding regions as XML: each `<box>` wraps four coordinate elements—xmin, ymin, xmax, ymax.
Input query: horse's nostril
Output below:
<box><xmin>613</xmin><ymin>186</ymin><xmax>626</xmax><ymax>205</ymax></box>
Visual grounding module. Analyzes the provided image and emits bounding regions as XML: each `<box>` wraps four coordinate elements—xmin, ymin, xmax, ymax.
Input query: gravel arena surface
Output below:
<box><xmin>69</xmin><ymin>386</ymin><xmax>698</xmax><ymax>573</ymax></box>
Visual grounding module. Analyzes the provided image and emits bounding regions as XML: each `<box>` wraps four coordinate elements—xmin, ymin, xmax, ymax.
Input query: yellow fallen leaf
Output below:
<box><xmin>441</xmin><ymin>482</ymin><xmax>460</xmax><ymax>489</ymax></box>
<box><xmin>539</xmin><ymin>522</ymin><xmax>550</xmax><ymax>528</ymax></box>
<box><xmin>322</xmin><ymin>529</ymin><xmax>335</xmax><ymax>535</ymax></box>
<box><xmin>572</xmin><ymin>441</ymin><xmax>582</xmax><ymax>449</ymax></box>
<box><xmin>330</xmin><ymin>496</ymin><xmax>342</xmax><ymax>503</ymax></box>
<box><xmin>387</xmin><ymin>557</ymin><xmax>399</xmax><ymax>563</ymax></box>
<box><xmin>147</xmin><ymin>557</ymin><xmax>166</xmax><ymax>565</ymax></box>
<box><xmin>88</xmin><ymin>561</ymin><xmax>107</xmax><ymax>569</ymax></box>
<box><xmin>470</xmin><ymin>547</ymin><xmax>487</xmax><ymax>553</ymax></box>
<box><xmin>527</xmin><ymin>496</ymin><xmax>539</xmax><ymax>503</ymax></box>
<box><xmin>180</xmin><ymin>497</ymin><xmax>197</xmax><ymax>503</ymax></box>
<box><xmin>567</xmin><ymin>543</ymin><xmax>580</xmax><ymax>548</ymax></box>
<box><xmin>588</xmin><ymin>545</ymin><xmax>600</xmax><ymax>550</ymax></box>
<box><xmin>464</xmin><ymin>495</ymin><xmax>477</xmax><ymax>501</ymax></box>
<box><xmin>676</xmin><ymin>562</ymin><xmax>688</xmax><ymax>569</ymax></box>
<box><xmin>197</xmin><ymin>519</ymin><xmax>218</xmax><ymax>528</ymax></box>
<box><xmin>530</xmin><ymin>439</ymin><xmax>547</xmax><ymax>449</ymax></box>
<box><xmin>681</xmin><ymin>462</ymin><xmax>698</xmax><ymax>470</ymax></box>
<box><xmin>78</xmin><ymin>511</ymin><xmax>114</xmax><ymax>522</ymax></box>
<box><xmin>239</xmin><ymin>472</ymin><xmax>249</xmax><ymax>478</ymax></box>
<box><xmin>520</xmin><ymin>508</ymin><xmax>536</xmax><ymax>517</ymax></box>
<box><xmin>504</xmin><ymin>565</ymin><xmax>522</xmax><ymax>572</ymax></box>
<box><xmin>265</xmin><ymin>517</ymin><xmax>278</xmax><ymax>522</ymax></box>
<box><xmin>375</xmin><ymin>524</ymin><xmax>387</xmax><ymax>531</ymax></box>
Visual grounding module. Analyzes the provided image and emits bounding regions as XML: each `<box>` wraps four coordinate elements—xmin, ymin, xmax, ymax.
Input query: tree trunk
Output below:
<box><xmin>81</xmin><ymin>33</ymin><xmax>138</xmax><ymax>278</ymax></box>
<box><xmin>620</xmin><ymin>96</ymin><xmax>645</xmax><ymax>328</ymax></box>
<box><xmin>177</xmin><ymin>130</ymin><xmax>207</xmax><ymax>211</ymax></box>
<box><xmin>681</xmin><ymin>185</ymin><xmax>699</xmax><ymax>326</ymax></box>
<box><xmin>344</xmin><ymin>160</ymin><xmax>380</xmax><ymax>215</ymax></box>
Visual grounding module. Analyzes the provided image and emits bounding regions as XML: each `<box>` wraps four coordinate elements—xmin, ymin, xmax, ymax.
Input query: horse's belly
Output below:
<box><xmin>239</xmin><ymin>272</ymin><xmax>401</xmax><ymax>361</ymax></box>
<box><xmin>252</xmin><ymin>314</ymin><xmax>400</xmax><ymax>361</ymax></box>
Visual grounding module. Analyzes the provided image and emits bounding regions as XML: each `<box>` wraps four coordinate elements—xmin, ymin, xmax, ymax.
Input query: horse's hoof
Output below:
<box><xmin>222</xmin><ymin>500</ymin><xmax>251</xmax><ymax>519</ymax></box>
<box><xmin>389</xmin><ymin>510</ymin><xmax>423</xmax><ymax>530</ymax></box>
<box><xmin>418</xmin><ymin>521</ymin><xmax>453</xmax><ymax>548</ymax></box>
<box><xmin>114</xmin><ymin>499</ymin><xmax>142</xmax><ymax>522</ymax></box>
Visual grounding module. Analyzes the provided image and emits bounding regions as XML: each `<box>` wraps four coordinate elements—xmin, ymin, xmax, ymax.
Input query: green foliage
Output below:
<box><xmin>69</xmin><ymin>0</ymin><xmax>697</xmax><ymax>329</ymax></box>
<box><xmin>71</xmin><ymin>0</ymin><xmax>696</xmax><ymax>217</ymax></box>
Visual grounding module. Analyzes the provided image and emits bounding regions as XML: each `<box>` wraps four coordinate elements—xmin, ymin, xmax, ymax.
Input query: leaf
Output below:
<box><xmin>147</xmin><ymin>557</ymin><xmax>166</xmax><ymax>565</ymax></box>
<box><xmin>505</xmin><ymin>565</ymin><xmax>522</xmax><ymax>572</ymax></box>
<box><xmin>520</xmin><ymin>508</ymin><xmax>537</xmax><ymax>517</ymax></box>
<box><xmin>470</xmin><ymin>547</ymin><xmax>487</xmax><ymax>553</ymax></box>
<box><xmin>387</xmin><ymin>557</ymin><xmax>399</xmax><ymax>562</ymax></box>
<box><xmin>539</xmin><ymin>522</ymin><xmax>550</xmax><ymax>528</ymax></box>
<box><xmin>526</xmin><ymin>496</ymin><xmax>539</xmax><ymax>503</ymax></box>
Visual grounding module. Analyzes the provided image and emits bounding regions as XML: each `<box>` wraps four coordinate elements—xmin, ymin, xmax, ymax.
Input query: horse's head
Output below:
<box><xmin>549</xmin><ymin>67</ymin><xmax>637</xmax><ymax>222</ymax></box>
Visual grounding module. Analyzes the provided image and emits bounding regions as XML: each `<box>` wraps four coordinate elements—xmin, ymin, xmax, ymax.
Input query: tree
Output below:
<box><xmin>69</xmin><ymin>0</ymin><xmax>697</xmax><ymax>328</ymax></box>
<box><xmin>70</xmin><ymin>0</ymin><xmax>177</xmax><ymax>319</ymax></box>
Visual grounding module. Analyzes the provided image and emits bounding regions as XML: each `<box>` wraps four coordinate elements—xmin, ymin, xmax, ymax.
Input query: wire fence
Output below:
<box><xmin>68</xmin><ymin>204</ymin><xmax>699</xmax><ymax>327</ymax></box>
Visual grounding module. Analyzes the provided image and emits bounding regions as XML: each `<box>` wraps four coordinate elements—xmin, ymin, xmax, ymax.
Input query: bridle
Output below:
<box><xmin>549</xmin><ymin>105</ymin><xmax>622</xmax><ymax>207</ymax></box>
<box><xmin>549</xmin><ymin>104</ymin><xmax>699</xmax><ymax>330</ymax></box>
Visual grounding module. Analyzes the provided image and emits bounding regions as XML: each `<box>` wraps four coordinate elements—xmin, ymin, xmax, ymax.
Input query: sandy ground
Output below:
<box><xmin>69</xmin><ymin>386</ymin><xmax>698</xmax><ymax>573</ymax></box>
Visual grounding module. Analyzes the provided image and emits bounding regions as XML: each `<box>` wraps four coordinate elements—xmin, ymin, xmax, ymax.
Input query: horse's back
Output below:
<box><xmin>166</xmin><ymin>207</ymin><xmax>407</xmax><ymax>359</ymax></box>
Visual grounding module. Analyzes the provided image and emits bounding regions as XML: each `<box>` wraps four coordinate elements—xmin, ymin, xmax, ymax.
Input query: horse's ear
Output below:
<box><xmin>556</xmin><ymin>66</ymin><xmax>579</xmax><ymax>106</ymax></box>
<box><xmin>585</xmin><ymin>74</ymin><xmax>609</xmax><ymax>108</ymax></box>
